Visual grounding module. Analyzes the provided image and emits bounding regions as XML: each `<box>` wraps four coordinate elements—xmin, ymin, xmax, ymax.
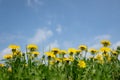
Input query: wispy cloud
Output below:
<box><xmin>94</xmin><ymin>35</ymin><xmax>111</xmax><ymax>41</ymax></box>
<box><xmin>89</xmin><ymin>44</ymin><xmax>102</xmax><ymax>49</ymax></box>
<box><xmin>47</xmin><ymin>20</ymin><xmax>52</xmax><ymax>25</ymax></box>
<box><xmin>0</xmin><ymin>33</ymin><xmax>26</xmax><ymax>43</ymax></box>
<box><xmin>56</xmin><ymin>24</ymin><xmax>62</xmax><ymax>34</ymax></box>
<box><xmin>112</xmin><ymin>41</ymin><xmax>120</xmax><ymax>49</ymax></box>
<box><xmin>45</xmin><ymin>40</ymin><xmax>59</xmax><ymax>51</ymax></box>
<box><xmin>89</xmin><ymin>34</ymin><xmax>111</xmax><ymax>49</ymax></box>
<box><xmin>85</xmin><ymin>34</ymin><xmax>111</xmax><ymax>58</ymax></box>
<box><xmin>28</xmin><ymin>28</ymin><xmax>53</xmax><ymax>44</ymax></box>
<box><xmin>63</xmin><ymin>41</ymin><xmax>73</xmax><ymax>49</ymax></box>
<box><xmin>0</xmin><ymin>48</ymin><xmax>11</xmax><ymax>59</ymax></box>
<box><xmin>26</xmin><ymin>0</ymin><xmax>44</xmax><ymax>8</ymax></box>
<box><xmin>89</xmin><ymin>34</ymin><xmax>120</xmax><ymax>50</ymax></box>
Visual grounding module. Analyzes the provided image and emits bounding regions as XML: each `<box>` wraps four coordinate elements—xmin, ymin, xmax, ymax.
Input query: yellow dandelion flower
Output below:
<box><xmin>24</xmin><ymin>64</ymin><xmax>28</xmax><ymax>67</ymax></box>
<box><xmin>78</xmin><ymin>45</ymin><xmax>87</xmax><ymax>51</ymax></box>
<box><xmin>27</xmin><ymin>44</ymin><xmax>38</xmax><ymax>51</ymax></box>
<box><xmin>50</xmin><ymin>61</ymin><xmax>55</xmax><ymax>65</ymax></box>
<box><xmin>45</xmin><ymin>52</ymin><xmax>55</xmax><ymax>58</ymax></box>
<box><xmin>51</xmin><ymin>48</ymin><xmax>60</xmax><ymax>54</ymax></box>
<box><xmin>69</xmin><ymin>56</ymin><xmax>74</xmax><ymax>61</ymax></box>
<box><xmin>63</xmin><ymin>58</ymin><xmax>73</xmax><ymax>62</ymax></box>
<box><xmin>60</xmin><ymin>50</ymin><xmax>67</xmax><ymax>54</ymax></box>
<box><xmin>32</xmin><ymin>51</ymin><xmax>40</xmax><ymax>57</ymax></box>
<box><xmin>76</xmin><ymin>49</ymin><xmax>81</xmax><ymax>53</ymax></box>
<box><xmin>101</xmin><ymin>40</ymin><xmax>111</xmax><ymax>47</ymax></box>
<box><xmin>99</xmin><ymin>60</ymin><xmax>104</xmax><ymax>64</ymax></box>
<box><xmin>107</xmin><ymin>56</ymin><xmax>111</xmax><ymax>62</ymax></box>
<box><xmin>100</xmin><ymin>47</ymin><xmax>111</xmax><ymax>53</ymax></box>
<box><xmin>55</xmin><ymin>58</ymin><xmax>62</xmax><ymax>62</ymax></box>
<box><xmin>102</xmin><ymin>53</ymin><xmax>109</xmax><ymax>57</ymax></box>
<box><xmin>78</xmin><ymin>60</ymin><xmax>86</xmax><ymax>68</ymax></box>
<box><xmin>75</xmin><ymin>50</ymin><xmax>82</xmax><ymax>56</ymax></box>
<box><xmin>9</xmin><ymin>44</ymin><xmax>20</xmax><ymax>50</ymax></box>
<box><xmin>0</xmin><ymin>64</ymin><xmax>4</xmax><ymax>67</ymax></box>
<box><xmin>13</xmin><ymin>50</ymin><xmax>22</xmax><ymax>56</ymax></box>
<box><xmin>111</xmin><ymin>50</ymin><xmax>118</xmax><ymax>55</ymax></box>
<box><xmin>8</xmin><ymin>67</ymin><xmax>12</xmax><ymax>72</ymax></box>
<box><xmin>68</xmin><ymin>48</ymin><xmax>76</xmax><ymax>54</ymax></box>
<box><xmin>89</xmin><ymin>48</ymin><xmax>98</xmax><ymax>54</ymax></box>
<box><xmin>4</xmin><ymin>54</ymin><xmax>12</xmax><ymax>59</ymax></box>
<box><xmin>95</xmin><ymin>54</ymin><xmax>103</xmax><ymax>61</ymax></box>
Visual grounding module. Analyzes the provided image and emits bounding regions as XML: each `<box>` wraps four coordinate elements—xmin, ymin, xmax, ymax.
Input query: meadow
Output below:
<box><xmin>0</xmin><ymin>40</ymin><xmax>120</xmax><ymax>80</ymax></box>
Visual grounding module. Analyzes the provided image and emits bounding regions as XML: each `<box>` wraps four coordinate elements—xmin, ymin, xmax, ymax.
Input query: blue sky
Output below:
<box><xmin>0</xmin><ymin>0</ymin><xmax>120</xmax><ymax>58</ymax></box>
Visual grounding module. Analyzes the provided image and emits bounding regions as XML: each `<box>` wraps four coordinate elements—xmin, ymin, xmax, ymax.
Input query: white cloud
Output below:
<box><xmin>112</xmin><ymin>41</ymin><xmax>120</xmax><ymax>49</ymax></box>
<box><xmin>45</xmin><ymin>40</ymin><xmax>59</xmax><ymax>51</ymax></box>
<box><xmin>94</xmin><ymin>35</ymin><xmax>111</xmax><ymax>41</ymax></box>
<box><xmin>63</xmin><ymin>41</ymin><xmax>73</xmax><ymax>49</ymax></box>
<box><xmin>89</xmin><ymin>35</ymin><xmax>111</xmax><ymax>49</ymax></box>
<box><xmin>89</xmin><ymin>44</ymin><xmax>102</xmax><ymax>49</ymax></box>
<box><xmin>26</xmin><ymin>0</ymin><xmax>43</xmax><ymax>8</ymax></box>
<box><xmin>91</xmin><ymin>35</ymin><xmax>120</xmax><ymax>50</ymax></box>
<box><xmin>28</xmin><ymin>28</ymin><xmax>53</xmax><ymax>44</ymax></box>
<box><xmin>0</xmin><ymin>48</ymin><xmax>11</xmax><ymax>59</ymax></box>
<box><xmin>47</xmin><ymin>20</ymin><xmax>52</xmax><ymax>25</ymax></box>
<box><xmin>0</xmin><ymin>33</ymin><xmax>26</xmax><ymax>43</ymax></box>
<box><xmin>56</xmin><ymin>24</ymin><xmax>62</xmax><ymax>34</ymax></box>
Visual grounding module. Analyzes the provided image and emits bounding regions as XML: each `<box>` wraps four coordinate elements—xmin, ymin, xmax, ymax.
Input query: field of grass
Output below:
<box><xmin>0</xmin><ymin>40</ymin><xmax>120</xmax><ymax>80</ymax></box>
